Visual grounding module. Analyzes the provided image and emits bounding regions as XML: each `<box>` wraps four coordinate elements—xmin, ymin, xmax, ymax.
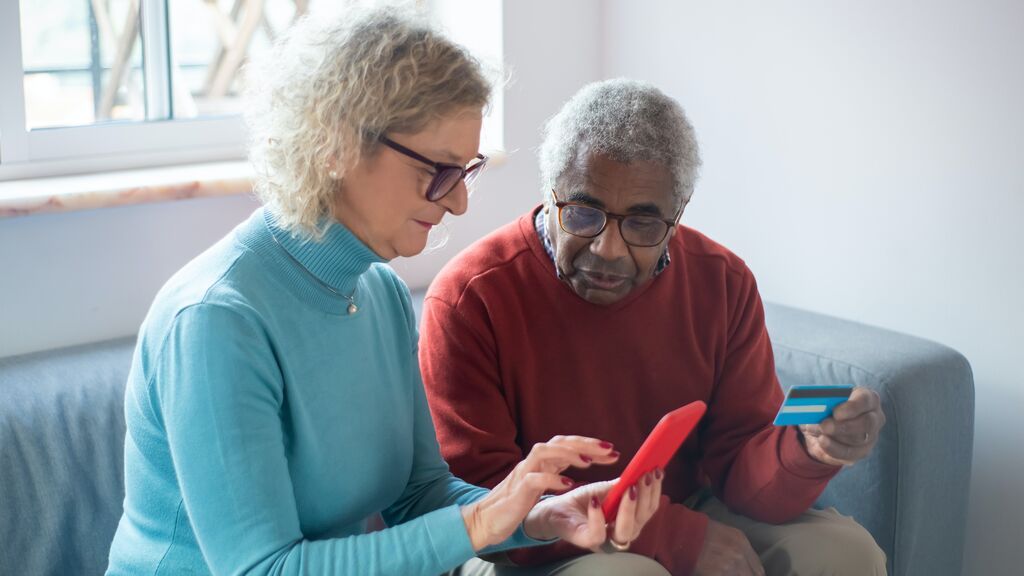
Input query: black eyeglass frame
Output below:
<box><xmin>550</xmin><ymin>189</ymin><xmax>684</xmax><ymax>248</ymax></box>
<box><xmin>379</xmin><ymin>136</ymin><xmax>487</xmax><ymax>202</ymax></box>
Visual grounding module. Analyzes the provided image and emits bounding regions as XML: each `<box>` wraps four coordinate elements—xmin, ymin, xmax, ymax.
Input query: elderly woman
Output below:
<box><xmin>105</xmin><ymin>7</ymin><xmax>663</xmax><ymax>576</ymax></box>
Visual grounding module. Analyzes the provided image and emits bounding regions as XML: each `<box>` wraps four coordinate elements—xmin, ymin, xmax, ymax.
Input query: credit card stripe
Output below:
<box><xmin>784</xmin><ymin>397</ymin><xmax>846</xmax><ymax>407</ymax></box>
<box><xmin>787</xmin><ymin>387</ymin><xmax>854</xmax><ymax>399</ymax></box>
<box><xmin>780</xmin><ymin>405</ymin><xmax>827</xmax><ymax>414</ymax></box>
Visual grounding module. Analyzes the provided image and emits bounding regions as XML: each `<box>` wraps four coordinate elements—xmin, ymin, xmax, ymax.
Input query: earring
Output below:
<box><xmin>328</xmin><ymin>169</ymin><xmax>339</xmax><ymax>180</ymax></box>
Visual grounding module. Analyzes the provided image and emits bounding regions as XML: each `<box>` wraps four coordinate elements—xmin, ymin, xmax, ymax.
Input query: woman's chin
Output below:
<box><xmin>394</xmin><ymin>236</ymin><xmax>430</xmax><ymax>258</ymax></box>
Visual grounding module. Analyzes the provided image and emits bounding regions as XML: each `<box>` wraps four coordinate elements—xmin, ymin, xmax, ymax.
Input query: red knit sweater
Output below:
<box><xmin>420</xmin><ymin>208</ymin><xmax>839</xmax><ymax>575</ymax></box>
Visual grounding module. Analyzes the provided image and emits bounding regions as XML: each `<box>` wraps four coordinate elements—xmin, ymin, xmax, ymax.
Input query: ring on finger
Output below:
<box><xmin>606</xmin><ymin>536</ymin><xmax>631</xmax><ymax>552</ymax></box>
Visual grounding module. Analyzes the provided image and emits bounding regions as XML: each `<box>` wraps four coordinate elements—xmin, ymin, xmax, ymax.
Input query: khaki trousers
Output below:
<box><xmin>450</xmin><ymin>490</ymin><xmax>887</xmax><ymax>576</ymax></box>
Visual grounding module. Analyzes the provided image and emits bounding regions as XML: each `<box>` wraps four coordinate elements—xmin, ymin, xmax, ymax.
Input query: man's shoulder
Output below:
<box><xmin>674</xmin><ymin>225</ymin><xmax>753</xmax><ymax>280</ymax></box>
<box><xmin>428</xmin><ymin>212</ymin><xmax>536</xmax><ymax>306</ymax></box>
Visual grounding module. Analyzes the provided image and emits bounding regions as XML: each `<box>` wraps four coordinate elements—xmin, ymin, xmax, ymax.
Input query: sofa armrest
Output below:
<box><xmin>764</xmin><ymin>302</ymin><xmax>973</xmax><ymax>576</ymax></box>
<box><xmin>0</xmin><ymin>336</ymin><xmax>136</xmax><ymax>576</ymax></box>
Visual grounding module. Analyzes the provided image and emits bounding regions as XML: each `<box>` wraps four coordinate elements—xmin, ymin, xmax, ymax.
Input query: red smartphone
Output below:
<box><xmin>601</xmin><ymin>400</ymin><xmax>707</xmax><ymax>522</ymax></box>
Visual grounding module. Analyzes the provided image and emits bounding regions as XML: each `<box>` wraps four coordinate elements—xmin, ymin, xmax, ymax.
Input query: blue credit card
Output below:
<box><xmin>773</xmin><ymin>385</ymin><xmax>854</xmax><ymax>426</ymax></box>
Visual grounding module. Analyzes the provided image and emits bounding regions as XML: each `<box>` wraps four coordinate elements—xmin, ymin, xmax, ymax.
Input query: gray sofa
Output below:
<box><xmin>0</xmin><ymin>300</ymin><xmax>974</xmax><ymax>575</ymax></box>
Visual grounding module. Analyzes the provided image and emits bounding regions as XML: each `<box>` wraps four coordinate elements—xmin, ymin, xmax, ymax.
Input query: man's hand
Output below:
<box><xmin>693</xmin><ymin>519</ymin><xmax>765</xmax><ymax>576</ymax></box>
<box><xmin>800</xmin><ymin>387</ymin><xmax>886</xmax><ymax>466</ymax></box>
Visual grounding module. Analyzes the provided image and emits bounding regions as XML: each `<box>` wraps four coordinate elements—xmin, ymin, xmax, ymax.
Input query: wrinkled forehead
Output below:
<box><xmin>557</xmin><ymin>149</ymin><xmax>677</xmax><ymax>217</ymax></box>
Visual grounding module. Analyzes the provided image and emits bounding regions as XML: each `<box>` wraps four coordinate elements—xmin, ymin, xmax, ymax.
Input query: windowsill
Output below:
<box><xmin>0</xmin><ymin>161</ymin><xmax>254</xmax><ymax>219</ymax></box>
<box><xmin>0</xmin><ymin>150</ymin><xmax>508</xmax><ymax>220</ymax></box>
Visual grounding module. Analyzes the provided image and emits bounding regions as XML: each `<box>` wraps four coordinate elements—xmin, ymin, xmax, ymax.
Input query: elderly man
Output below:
<box><xmin>422</xmin><ymin>79</ymin><xmax>887</xmax><ymax>576</ymax></box>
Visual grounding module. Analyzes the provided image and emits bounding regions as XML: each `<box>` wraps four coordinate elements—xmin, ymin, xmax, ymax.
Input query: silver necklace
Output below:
<box><xmin>268</xmin><ymin>228</ymin><xmax>359</xmax><ymax>315</ymax></box>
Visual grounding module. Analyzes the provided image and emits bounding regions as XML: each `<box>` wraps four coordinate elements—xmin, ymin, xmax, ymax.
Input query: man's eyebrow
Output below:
<box><xmin>626</xmin><ymin>203</ymin><xmax>666</xmax><ymax>217</ymax></box>
<box><xmin>563</xmin><ymin>190</ymin><xmax>604</xmax><ymax>208</ymax></box>
<box><xmin>563</xmin><ymin>191</ymin><xmax>668</xmax><ymax>218</ymax></box>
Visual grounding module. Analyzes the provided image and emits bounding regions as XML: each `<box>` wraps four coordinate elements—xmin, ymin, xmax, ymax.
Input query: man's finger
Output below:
<box><xmin>800</xmin><ymin>423</ymin><xmax>823</xmax><ymax>437</ymax></box>
<box><xmin>822</xmin><ymin>410</ymin><xmax>884</xmax><ymax>446</ymax></box>
<box><xmin>817</xmin><ymin>434</ymin><xmax>868</xmax><ymax>464</ymax></box>
<box><xmin>833</xmin><ymin>387</ymin><xmax>880</xmax><ymax>420</ymax></box>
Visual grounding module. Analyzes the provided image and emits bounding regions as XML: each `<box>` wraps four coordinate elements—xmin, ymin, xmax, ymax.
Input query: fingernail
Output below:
<box><xmin>655</xmin><ymin>468</ymin><xmax>663</xmax><ymax>480</ymax></box>
<box><xmin>610</xmin><ymin>451</ymin><xmax>621</xmax><ymax>459</ymax></box>
<box><xmin>645</xmin><ymin>473</ymin><xmax>652</xmax><ymax>486</ymax></box>
<box><xmin>599</xmin><ymin>441</ymin><xmax>614</xmax><ymax>450</ymax></box>
<box><xmin>591</xmin><ymin>496</ymin><xmax>600</xmax><ymax>508</ymax></box>
<box><xmin>581</xmin><ymin>455</ymin><xmax>593</xmax><ymax>463</ymax></box>
<box><xmin>629</xmin><ymin>485</ymin><xmax>638</xmax><ymax>500</ymax></box>
<box><xmin>562</xmin><ymin>477</ymin><xmax>574</xmax><ymax>486</ymax></box>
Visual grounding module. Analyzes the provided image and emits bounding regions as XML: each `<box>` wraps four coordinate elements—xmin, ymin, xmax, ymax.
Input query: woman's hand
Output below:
<box><xmin>461</xmin><ymin>436</ymin><xmax>619</xmax><ymax>550</ymax></box>
<box><xmin>522</xmin><ymin>471</ymin><xmax>664</xmax><ymax>551</ymax></box>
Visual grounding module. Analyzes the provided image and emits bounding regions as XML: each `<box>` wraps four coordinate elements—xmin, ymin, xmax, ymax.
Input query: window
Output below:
<box><xmin>0</xmin><ymin>0</ymin><xmax>503</xmax><ymax>182</ymax></box>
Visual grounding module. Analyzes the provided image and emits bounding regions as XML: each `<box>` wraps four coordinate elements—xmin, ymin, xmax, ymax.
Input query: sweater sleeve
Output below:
<box><xmin>151</xmin><ymin>303</ymin><xmax>534</xmax><ymax>576</ymax></box>
<box><xmin>698</xmin><ymin>270</ymin><xmax>841</xmax><ymax>525</ymax></box>
<box><xmin>384</xmin><ymin>294</ymin><xmax>546</xmax><ymax>555</ymax></box>
<box><xmin>420</xmin><ymin>295</ymin><xmax>710</xmax><ymax>575</ymax></box>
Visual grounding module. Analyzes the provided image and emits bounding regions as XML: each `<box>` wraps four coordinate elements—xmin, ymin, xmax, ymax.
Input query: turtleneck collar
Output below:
<box><xmin>236</xmin><ymin>208</ymin><xmax>385</xmax><ymax>315</ymax></box>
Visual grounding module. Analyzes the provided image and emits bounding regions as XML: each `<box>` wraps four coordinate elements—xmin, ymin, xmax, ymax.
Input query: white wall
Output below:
<box><xmin>0</xmin><ymin>195</ymin><xmax>261</xmax><ymax>356</ymax></box>
<box><xmin>0</xmin><ymin>0</ymin><xmax>604</xmax><ymax>356</ymax></box>
<box><xmin>601</xmin><ymin>1</ymin><xmax>1024</xmax><ymax>574</ymax></box>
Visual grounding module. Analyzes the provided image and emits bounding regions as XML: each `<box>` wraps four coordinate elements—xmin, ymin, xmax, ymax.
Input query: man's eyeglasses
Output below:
<box><xmin>379</xmin><ymin>136</ymin><xmax>488</xmax><ymax>202</ymax></box>
<box><xmin>550</xmin><ymin>189</ymin><xmax>681</xmax><ymax>247</ymax></box>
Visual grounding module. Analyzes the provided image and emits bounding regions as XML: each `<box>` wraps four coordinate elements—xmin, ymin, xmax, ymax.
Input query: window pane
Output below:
<box><xmin>20</xmin><ymin>0</ymin><xmax>146</xmax><ymax>129</ymax></box>
<box><xmin>169</xmin><ymin>0</ymin><xmax>313</xmax><ymax>119</ymax></box>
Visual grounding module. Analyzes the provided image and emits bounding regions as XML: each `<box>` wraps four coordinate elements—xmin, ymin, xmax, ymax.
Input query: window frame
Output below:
<box><xmin>0</xmin><ymin>0</ymin><xmax>247</xmax><ymax>182</ymax></box>
<box><xmin>0</xmin><ymin>0</ymin><xmax>503</xmax><ymax>184</ymax></box>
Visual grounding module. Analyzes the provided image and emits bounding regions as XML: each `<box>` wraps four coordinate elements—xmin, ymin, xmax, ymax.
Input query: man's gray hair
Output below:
<box><xmin>538</xmin><ymin>78</ymin><xmax>701</xmax><ymax>206</ymax></box>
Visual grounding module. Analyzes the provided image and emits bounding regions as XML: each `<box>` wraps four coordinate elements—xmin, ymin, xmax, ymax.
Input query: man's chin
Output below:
<box><xmin>572</xmin><ymin>280</ymin><xmax>632</xmax><ymax>305</ymax></box>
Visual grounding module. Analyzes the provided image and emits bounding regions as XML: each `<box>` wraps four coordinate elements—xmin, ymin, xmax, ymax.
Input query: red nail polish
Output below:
<box><xmin>562</xmin><ymin>477</ymin><xmax>574</xmax><ymax>486</ymax></box>
<box><xmin>645</xmin><ymin>474</ymin><xmax>652</xmax><ymax>486</ymax></box>
<box><xmin>655</xmin><ymin>468</ymin><xmax>663</xmax><ymax>480</ymax></box>
<box><xmin>629</xmin><ymin>485</ymin><xmax>638</xmax><ymax>500</ymax></box>
<box><xmin>581</xmin><ymin>455</ymin><xmax>593</xmax><ymax>463</ymax></box>
<box><xmin>599</xmin><ymin>441</ymin><xmax>614</xmax><ymax>450</ymax></box>
<box><xmin>610</xmin><ymin>451</ymin><xmax>621</xmax><ymax>459</ymax></box>
<box><xmin>591</xmin><ymin>496</ymin><xmax>600</xmax><ymax>508</ymax></box>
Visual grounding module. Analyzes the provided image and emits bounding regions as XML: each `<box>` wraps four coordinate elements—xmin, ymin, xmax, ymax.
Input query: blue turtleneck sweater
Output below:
<box><xmin>106</xmin><ymin>208</ymin><xmax>543</xmax><ymax>575</ymax></box>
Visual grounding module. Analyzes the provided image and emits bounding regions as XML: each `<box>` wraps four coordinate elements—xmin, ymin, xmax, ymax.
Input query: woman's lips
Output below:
<box><xmin>414</xmin><ymin>219</ymin><xmax>435</xmax><ymax>230</ymax></box>
<box><xmin>579</xmin><ymin>270</ymin><xmax>628</xmax><ymax>290</ymax></box>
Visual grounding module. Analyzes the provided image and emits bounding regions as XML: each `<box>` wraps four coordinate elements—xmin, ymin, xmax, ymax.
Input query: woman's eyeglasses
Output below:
<box><xmin>550</xmin><ymin>189</ymin><xmax>681</xmax><ymax>247</ymax></box>
<box><xmin>379</xmin><ymin>136</ymin><xmax>488</xmax><ymax>202</ymax></box>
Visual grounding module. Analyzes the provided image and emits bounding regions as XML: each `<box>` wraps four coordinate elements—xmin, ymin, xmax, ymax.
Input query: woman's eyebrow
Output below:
<box><xmin>431</xmin><ymin>148</ymin><xmax>474</xmax><ymax>164</ymax></box>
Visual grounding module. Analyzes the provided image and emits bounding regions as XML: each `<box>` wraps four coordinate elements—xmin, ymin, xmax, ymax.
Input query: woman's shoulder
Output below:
<box><xmin>140</xmin><ymin>235</ymin><xmax>264</xmax><ymax>345</ymax></box>
<box><xmin>365</xmin><ymin>263</ymin><xmax>417</xmax><ymax>325</ymax></box>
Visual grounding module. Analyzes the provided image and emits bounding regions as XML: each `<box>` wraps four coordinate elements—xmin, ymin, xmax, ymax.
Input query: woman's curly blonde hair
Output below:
<box><xmin>244</xmin><ymin>5</ymin><xmax>491</xmax><ymax>238</ymax></box>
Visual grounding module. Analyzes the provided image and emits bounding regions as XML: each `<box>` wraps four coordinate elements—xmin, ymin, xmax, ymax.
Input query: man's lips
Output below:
<box><xmin>578</xmin><ymin>269</ymin><xmax>629</xmax><ymax>290</ymax></box>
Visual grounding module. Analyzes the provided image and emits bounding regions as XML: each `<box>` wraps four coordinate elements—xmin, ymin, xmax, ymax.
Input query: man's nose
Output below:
<box><xmin>589</xmin><ymin>219</ymin><xmax>629</xmax><ymax>261</ymax></box>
